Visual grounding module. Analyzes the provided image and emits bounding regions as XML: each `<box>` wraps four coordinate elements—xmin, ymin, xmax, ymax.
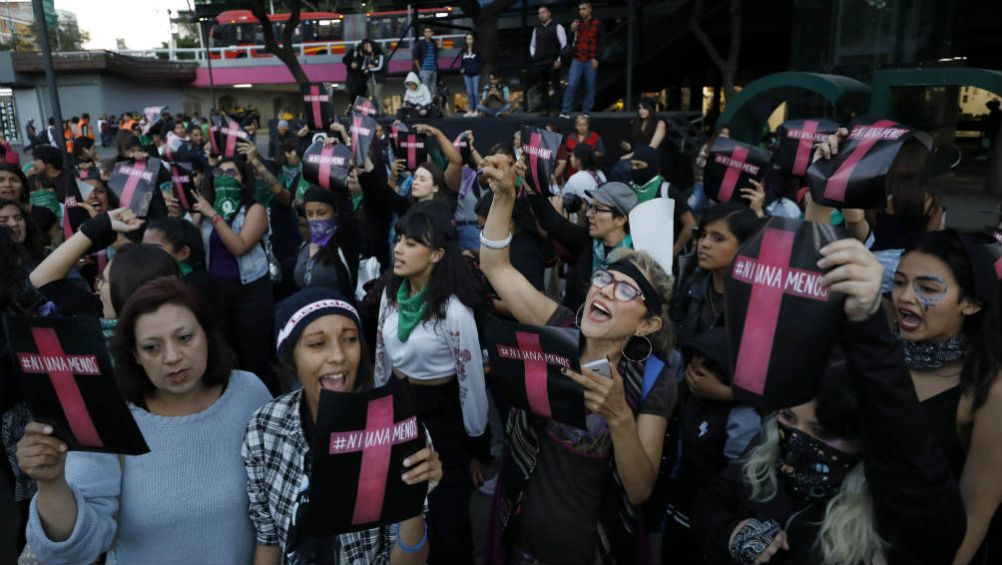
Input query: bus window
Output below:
<box><xmin>311</xmin><ymin>19</ymin><xmax>343</xmax><ymax>41</ymax></box>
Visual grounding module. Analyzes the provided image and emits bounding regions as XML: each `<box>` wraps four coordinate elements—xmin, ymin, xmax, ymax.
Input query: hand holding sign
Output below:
<box><xmin>519</xmin><ymin>126</ymin><xmax>562</xmax><ymax>194</ymax></box>
<box><xmin>773</xmin><ymin>119</ymin><xmax>841</xmax><ymax>177</ymax></box>
<box><xmin>817</xmin><ymin>238</ymin><xmax>884</xmax><ymax>322</ymax></box>
<box><xmin>16</xmin><ymin>422</ymin><xmax>68</xmax><ymax>484</ymax></box>
<box><xmin>703</xmin><ymin>137</ymin><xmax>772</xmax><ymax>204</ymax></box>
<box><xmin>108</xmin><ymin>158</ymin><xmax>163</xmax><ymax>217</ymax></box>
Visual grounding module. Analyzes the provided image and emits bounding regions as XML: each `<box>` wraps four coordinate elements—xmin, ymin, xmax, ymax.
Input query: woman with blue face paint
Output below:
<box><xmin>892</xmin><ymin>230</ymin><xmax>1002</xmax><ymax>564</ymax></box>
<box><xmin>293</xmin><ymin>187</ymin><xmax>360</xmax><ymax>300</ymax></box>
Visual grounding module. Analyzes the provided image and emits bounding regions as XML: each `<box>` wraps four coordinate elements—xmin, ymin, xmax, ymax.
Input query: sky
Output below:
<box><xmin>54</xmin><ymin>0</ymin><xmax>192</xmax><ymax>51</ymax></box>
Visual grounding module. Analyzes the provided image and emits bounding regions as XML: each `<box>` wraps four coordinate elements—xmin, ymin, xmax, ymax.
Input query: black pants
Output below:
<box><xmin>408</xmin><ymin>379</ymin><xmax>474</xmax><ymax>565</ymax></box>
<box><xmin>217</xmin><ymin>276</ymin><xmax>279</xmax><ymax>395</ymax></box>
<box><xmin>533</xmin><ymin>58</ymin><xmax>561</xmax><ymax>114</ymax></box>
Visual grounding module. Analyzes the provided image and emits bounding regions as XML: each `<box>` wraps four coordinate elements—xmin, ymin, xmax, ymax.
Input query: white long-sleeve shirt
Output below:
<box><xmin>375</xmin><ymin>292</ymin><xmax>488</xmax><ymax>437</ymax></box>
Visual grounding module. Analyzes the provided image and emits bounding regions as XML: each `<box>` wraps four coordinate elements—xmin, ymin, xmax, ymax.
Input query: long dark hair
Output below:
<box><xmin>108</xmin><ymin>244</ymin><xmax>181</xmax><ymax>317</ymax></box>
<box><xmin>697</xmin><ymin>202</ymin><xmax>763</xmax><ymax>243</ymax></box>
<box><xmin>386</xmin><ymin>201</ymin><xmax>484</xmax><ymax>322</ymax></box>
<box><xmin>0</xmin><ymin>226</ymin><xmax>42</xmax><ymax>314</ymax></box>
<box><xmin>111</xmin><ymin>276</ymin><xmax>235</xmax><ymax>405</ymax></box>
<box><xmin>887</xmin><ymin>141</ymin><xmax>931</xmax><ymax>218</ymax></box>
<box><xmin>0</xmin><ymin>163</ymin><xmax>30</xmax><ymax>205</ymax></box>
<box><xmin>904</xmin><ymin>231</ymin><xmax>1002</xmax><ymax>410</ymax></box>
<box><xmin>632</xmin><ymin>97</ymin><xmax>659</xmax><ymax>142</ymax></box>
<box><xmin>211</xmin><ymin>156</ymin><xmax>257</xmax><ymax>209</ymax></box>
<box><xmin>414</xmin><ymin>160</ymin><xmax>452</xmax><ymax>206</ymax></box>
<box><xmin>0</xmin><ymin>199</ymin><xmax>46</xmax><ymax>262</ymax></box>
<box><xmin>463</xmin><ymin>32</ymin><xmax>478</xmax><ymax>54</ymax></box>
<box><xmin>146</xmin><ymin>217</ymin><xmax>206</xmax><ymax>269</ymax></box>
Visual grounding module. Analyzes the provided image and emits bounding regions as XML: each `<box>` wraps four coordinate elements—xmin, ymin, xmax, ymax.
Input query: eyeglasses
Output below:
<box><xmin>212</xmin><ymin>167</ymin><xmax>240</xmax><ymax>179</ymax></box>
<box><xmin>591</xmin><ymin>269</ymin><xmax>645</xmax><ymax>303</ymax></box>
<box><xmin>586</xmin><ymin>204</ymin><xmax>616</xmax><ymax>215</ymax></box>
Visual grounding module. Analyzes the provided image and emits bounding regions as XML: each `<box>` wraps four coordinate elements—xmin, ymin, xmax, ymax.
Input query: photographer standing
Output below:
<box><xmin>529</xmin><ymin>6</ymin><xmax>567</xmax><ymax>116</ymax></box>
<box><xmin>477</xmin><ymin>74</ymin><xmax>512</xmax><ymax>118</ymax></box>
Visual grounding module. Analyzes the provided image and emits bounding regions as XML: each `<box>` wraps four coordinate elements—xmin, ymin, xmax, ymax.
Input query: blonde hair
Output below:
<box><xmin>742</xmin><ymin>417</ymin><xmax>888</xmax><ymax>565</ymax></box>
<box><xmin>607</xmin><ymin>248</ymin><xmax>674</xmax><ymax>356</ymax></box>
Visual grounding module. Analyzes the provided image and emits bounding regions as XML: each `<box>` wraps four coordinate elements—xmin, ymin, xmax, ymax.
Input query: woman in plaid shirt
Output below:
<box><xmin>243</xmin><ymin>288</ymin><xmax>442</xmax><ymax>564</ymax></box>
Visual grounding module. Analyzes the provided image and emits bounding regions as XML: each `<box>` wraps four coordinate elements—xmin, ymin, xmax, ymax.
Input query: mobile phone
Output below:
<box><xmin>582</xmin><ymin>358</ymin><xmax>611</xmax><ymax>378</ymax></box>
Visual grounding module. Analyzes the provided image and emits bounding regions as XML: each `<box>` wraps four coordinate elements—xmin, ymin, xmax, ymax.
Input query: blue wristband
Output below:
<box><xmin>392</xmin><ymin>520</ymin><xmax>428</xmax><ymax>553</ymax></box>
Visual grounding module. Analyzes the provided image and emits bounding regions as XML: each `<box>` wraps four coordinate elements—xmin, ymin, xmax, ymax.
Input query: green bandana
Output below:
<box><xmin>351</xmin><ymin>193</ymin><xmax>364</xmax><ymax>211</ymax></box>
<box><xmin>100</xmin><ymin>318</ymin><xmax>118</xmax><ymax>347</ymax></box>
<box><xmin>253</xmin><ymin>178</ymin><xmax>274</xmax><ymax>207</ymax></box>
<box><xmin>213</xmin><ymin>176</ymin><xmax>243</xmax><ymax>222</ymax></box>
<box><xmin>592</xmin><ymin>233</ymin><xmax>633</xmax><ymax>271</ymax></box>
<box><xmin>138</xmin><ymin>134</ymin><xmax>153</xmax><ymax>146</ymax></box>
<box><xmin>177</xmin><ymin>259</ymin><xmax>195</xmax><ymax>277</ymax></box>
<box><xmin>280</xmin><ymin>164</ymin><xmax>301</xmax><ymax>190</ymax></box>
<box><xmin>294</xmin><ymin>176</ymin><xmax>314</xmax><ymax>203</ymax></box>
<box><xmin>633</xmin><ymin>175</ymin><xmax>664</xmax><ymax>203</ymax></box>
<box><xmin>30</xmin><ymin>189</ymin><xmax>61</xmax><ymax>219</ymax></box>
<box><xmin>396</xmin><ymin>279</ymin><xmax>428</xmax><ymax>343</ymax></box>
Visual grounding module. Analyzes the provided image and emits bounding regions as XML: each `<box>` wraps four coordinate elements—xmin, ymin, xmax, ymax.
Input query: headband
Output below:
<box><xmin>607</xmin><ymin>259</ymin><xmax>663</xmax><ymax>316</ymax></box>
<box><xmin>275</xmin><ymin>297</ymin><xmax>360</xmax><ymax>356</ymax></box>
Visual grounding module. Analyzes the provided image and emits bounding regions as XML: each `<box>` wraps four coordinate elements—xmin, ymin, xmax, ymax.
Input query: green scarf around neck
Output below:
<box><xmin>396</xmin><ymin>279</ymin><xmax>428</xmax><ymax>343</ymax></box>
<box><xmin>633</xmin><ymin>175</ymin><xmax>664</xmax><ymax>203</ymax></box>
<box><xmin>177</xmin><ymin>259</ymin><xmax>195</xmax><ymax>278</ymax></box>
<box><xmin>592</xmin><ymin>233</ymin><xmax>633</xmax><ymax>270</ymax></box>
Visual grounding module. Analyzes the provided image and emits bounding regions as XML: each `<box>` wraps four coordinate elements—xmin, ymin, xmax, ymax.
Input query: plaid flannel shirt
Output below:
<box><xmin>573</xmin><ymin>18</ymin><xmax>604</xmax><ymax>62</ymax></box>
<box><xmin>242</xmin><ymin>389</ymin><xmax>396</xmax><ymax>564</ymax></box>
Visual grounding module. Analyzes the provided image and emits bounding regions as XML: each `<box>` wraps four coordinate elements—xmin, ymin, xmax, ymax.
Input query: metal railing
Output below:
<box><xmin>118</xmin><ymin>34</ymin><xmax>467</xmax><ymax>62</ymax></box>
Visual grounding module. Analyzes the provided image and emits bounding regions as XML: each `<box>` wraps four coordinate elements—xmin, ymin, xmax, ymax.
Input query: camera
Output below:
<box><xmin>564</xmin><ymin>194</ymin><xmax>584</xmax><ymax>214</ymax></box>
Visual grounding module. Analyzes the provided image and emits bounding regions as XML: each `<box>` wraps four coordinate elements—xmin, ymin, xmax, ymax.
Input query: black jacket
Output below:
<box><xmin>691</xmin><ymin>314</ymin><xmax>966</xmax><ymax>565</ymax></box>
<box><xmin>412</xmin><ymin>39</ymin><xmax>438</xmax><ymax>71</ymax></box>
<box><xmin>343</xmin><ymin>47</ymin><xmax>367</xmax><ymax>91</ymax></box>
<box><xmin>526</xmin><ymin>192</ymin><xmax>593</xmax><ymax>311</ymax></box>
<box><xmin>670</xmin><ymin>270</ymin><xmax>721</xmax><ymax>348</ymax></box>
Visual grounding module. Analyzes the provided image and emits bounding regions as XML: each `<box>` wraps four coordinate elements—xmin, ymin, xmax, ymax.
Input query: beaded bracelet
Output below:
<box><xmin>479</xmin><ymin>231</ymin><xmax>513</xmax><ymax>250</ymax></box>
<box><xmin>392</xmin><ymin>520</ymin><xmax>428</xmax><ymax>553</ymax></box>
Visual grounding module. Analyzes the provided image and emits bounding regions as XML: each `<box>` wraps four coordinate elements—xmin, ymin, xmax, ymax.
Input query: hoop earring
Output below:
<box><xmin>622</xmin><ymin>334</ymin><xmax>653</xmax><ymax>363</ymax></box>
<box><xmin>574</xmin><ymin>304</ymin><xmax>584</xmax><ymax>329</ymax></box>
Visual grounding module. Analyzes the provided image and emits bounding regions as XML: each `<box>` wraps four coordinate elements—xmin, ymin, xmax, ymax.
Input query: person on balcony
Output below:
<box><xmin>412</xmin><ymin>26</ymin><xmax>439</xmax><ymax>92</ymax></box>
<box><xmin>560</xmin><ymin>2</ymin><xmax>605</xmax><ymax>119</ymax></box>
<box><xmin>477</xmin><ymin>74</ymin><xmax>512</xmax><ymax>118</ymax></box>
<box><xmin>529</xmin><ymin>5</ymin><xmax>567</xmax><ymax>116</ymax></box>
<box><xmin>343</xmin><ymin>42</ymin><xmax>368</xmax><ymax>113</ymax></box>
<box><xmin>398</xmin><ymin>72</ymin><xmax>434</xmax><ymax>121</ymax></box>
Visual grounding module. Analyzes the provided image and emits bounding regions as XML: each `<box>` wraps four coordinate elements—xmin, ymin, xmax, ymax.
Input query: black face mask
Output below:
<box><xmin>631</xmin><ymin>165</ymin><xmax>657</xmax><ymax>187</ymax></box>
<box><xmin>776</xmin><ymin>422</ymin><xmax>859</xmax><ymax>503</ymax></box>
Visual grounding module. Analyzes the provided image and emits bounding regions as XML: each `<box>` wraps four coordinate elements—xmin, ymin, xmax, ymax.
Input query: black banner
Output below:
<box><xmin>352</xmin><ymin>96</ymin><xmax>379</xmax><ymax>118</ymax></box>
<box><xmin>393</xmin><ymin>132</ymin><xmax>428</xmax><ymax>171</ymax></box>
<box><xmin>2</xmin><ymin>315</ymin><xmax>150</xmax><ymax>455</ymax></box>
<box><xmin>703</xmin><ymin>137</ymin><xmax>772</xmax><ymax>204</ymax></box>
<box><xmin>302</xmin><ymin>141</ymin><xmax>351</xmax><ymax>192</ymax></box>
<box><xmin>108</xmin><ymin>157</ymin><xmax>163</xmax><ymax>217</ymax></box>
<box><xmin>484</xmin><ymin>316</ymin><xmax>586</xmax><ymax>428</ymax></box>
<box><xmin>724</xmin><ymin>217</ymin><xmax>846</xmax><ymax>409</ymax></box>
<box><xmin>348</xmin><ymin>115</ymin><xmax>378</xmax><ymax>167</ymax></box>
<box><xmin>304</xmin><ymin>377</ymin><xmax>427</xmax><ymax>535</ymax></box>
<box><xmin>519</xmin><ymin>126</ymin><xmax>562</xmax><ymax>194</ymax></box>
<box><xmin>806</xmin><ymin>117</ymin><xmax>919</xmax><ymax>209</ymax></box>
<box><xmin>302</xmin><ymin>83</ymin><xmax>334</xmax><ymax>132</ymax></box>
<box><xmin>168</xmin><ymin>162</ymin><xmax>199</xmax><ymax>213</ymax></box>
<box><xmin>773</xmin><ymin>119</ymin><xmax>841</xmax><ymax>177</ymax></box>
<box><xmin>209</xmin><ymin>117</ymin><xmax>250</xmax><ymax>159</ymax></box>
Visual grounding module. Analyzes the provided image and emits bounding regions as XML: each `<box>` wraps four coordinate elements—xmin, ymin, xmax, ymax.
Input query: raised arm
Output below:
<box><xmin>415</xmin><ymin>124</ymin><xmax>463</xmax><ymax>192</ymax></box>
<box><xmin>239</xmin><ymin>141</ymin><xmax>291</xmax><ymax>207</ymax></box>
<box><xmin>29</xmin><ymin>208</ymin><xmax>142</xmax><ymax>289</ymax></box>
<box><xmin>479</xmin><ymin>155</ymin><xmax>559</xmax><ymax>326</ymax></box>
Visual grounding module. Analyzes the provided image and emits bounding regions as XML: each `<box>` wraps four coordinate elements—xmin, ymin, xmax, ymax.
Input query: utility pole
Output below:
<box><xmin>31</xmin><ymin>0</ymin><xmax>66</xmax><ymax>157</ymax></box>
<box><xmin>625</xmin><ymin>0</ymin><xmax>635</xmax><ymax>112</ymax></box>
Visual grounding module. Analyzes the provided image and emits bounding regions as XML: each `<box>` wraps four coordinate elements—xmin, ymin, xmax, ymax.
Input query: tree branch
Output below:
<box><xmin>249</xmin><ymin>0</ymin><xmax>310</xmax><ymax>85</ymax></box>
<box><xmin>689</xmin><ymin>0</ymin><xmax>728</xmax><ymax>73</ymax></box>
<box><xmin>727</xmin><ymin>0</ymin><xmax>741</xmax><ymax>68</ymax></box>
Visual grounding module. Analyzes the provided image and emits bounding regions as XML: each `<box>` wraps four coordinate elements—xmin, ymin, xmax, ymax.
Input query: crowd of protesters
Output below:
<box><xmin>1</xmin><ymin>4</ymin><xmax>1002</xmax><ymax>564</ymax></box>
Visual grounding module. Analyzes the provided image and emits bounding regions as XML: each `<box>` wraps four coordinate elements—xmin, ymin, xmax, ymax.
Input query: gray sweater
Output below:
<box><xmin>27</xmin><ymin>370</ymin><xmax>271</xmax><ymax>565</ymax></box>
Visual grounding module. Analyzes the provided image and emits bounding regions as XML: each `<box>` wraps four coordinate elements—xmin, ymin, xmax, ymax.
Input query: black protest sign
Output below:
<box><xmin>806</xmin><ymin>117</ymin><xmax>918</xmax><ymax>209</ymax></box>
<box><xmin>142</xmin><ymin>106</ymin><xmax>166</xmax><ymax>135</ymax></box>
<box><xmin>773</xmin><ymin>119</ymin><xmax>841</xmax><ymax>177</ymax></box>
<box><xmin>2</xmin><ymin>316</ymin><xmax>150</xmax><ymax>455</ymax></box>
<box><xmin>304</xmin><ymin>377</ymin><xmax>426</xmax><ymax>535</ymax></box>
<box><xmin>703</xmin><ymin>137</ymin><xmax>772</xmax><ymax>204</ymax></box>
<box><xmin>163</xmin><ymin>131</ymin><xmax>189</xmax><ymax>161</ymax></box>
<box><xmin>108</xmin><ymin>157</ymin><xmax>163</xmax><ymax>217</ymax></box>
<box><xmin>519</xmin><ymin>126</ymin><xmax>562</xmax><ymax>194</ymax></box>
<box><xmin>484</xmin><ymin>316</ymin><xmax>586</xmax><ymax>428</ymax></box>
<box><xmin>168</xmin><ymin>162</ymin><xmax>198</xmax><ymax>213</ymax></box>
<box><xmin>724</xmin><ymin>217</ymin><xmax>846</xmax><ymax>409</ymax></box>
<box><xmin>302</xmin><ymin>83</ymin><xmax>334</xmax><ymax>132</ymax></box>
<box><xmin>302</xmin><ymin>141</ymin><xmax>351</xmax><ymax>192</ymax></box>
<box><xmin>352</xmin><ymin>96</ymin><xmax>378</xmax><ymax>118</ymax></box>
<box><xmin>453</xmin><ymin>131</ymin><xmax>473</xmax><ymax>166</ymax></box>
<box><xmin>209</xmin><ymin>117</ymin><xmax>250</xmax><ymax>158</ymax></box>
<box><xmin>393</xmin><ymin>132</ymin><xmax>428</xmax><ymax>171</ymax></box>
<box><xmin>348</xmin><ymin>115</ymin><xmax>378</xmax><ymax>167</ymax></box>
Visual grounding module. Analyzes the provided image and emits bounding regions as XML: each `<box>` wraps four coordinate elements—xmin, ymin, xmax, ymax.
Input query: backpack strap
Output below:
<box><xmin>641</xmin><ymin>355</ymin><xmax>665</xmax><ymax>403</ymax></box>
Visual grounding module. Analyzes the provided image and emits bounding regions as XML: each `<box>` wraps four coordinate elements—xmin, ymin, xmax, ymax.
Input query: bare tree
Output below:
<box><xmin>454</xmin><ymin>0</ymin><xmax>521</xmax><ymax>75</ymax></box>
<box><xmin>248</xmin><ymin>0</ymin><xmax>310</xmax><ymax>86</ymax></box>
<box><xmin>690</xmin><ymin>0</ymin><xmax>742</xmax><ymax>101</ymax></box>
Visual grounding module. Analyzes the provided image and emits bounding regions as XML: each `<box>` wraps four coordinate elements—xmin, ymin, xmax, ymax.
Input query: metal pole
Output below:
<box><xmin>31</xmin><ymin>0</ymin><xmax>66</xmax><ymax>157</ymax></box>
<box><xmin>201</xmin><ymin>20</ymin><xmax>217</xmax><ymax>111</ymax></box>
<box><xmin>625</xmin><ymin>0</ymin><xmax>635</xmax><ymax>112</ymax></box>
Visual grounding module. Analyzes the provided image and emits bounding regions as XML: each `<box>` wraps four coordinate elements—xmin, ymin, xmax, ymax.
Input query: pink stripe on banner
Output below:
<box><xmin>118</xmin><ymin>161</ymin><xmax>146</xmax><ymax>210</ymax></box>
<box><xmin>792</xmin><ymin>120</ymin><xmax>818</xmax><ymax>176</ymax></box>
<box><xmin>732</xmin><ymin>229</ymin><xmax>796</xmax><ymax>396</ymax></box>
<box><xmin>516</xmin><ymin>331</ymin><xmax>552</xmax><ymax>418</ymax></box>
<box><xmin>31</xmin><ymin>327</ymin><xmax>104</xmax><ymax>448</ymax></box>
<box><xmin>351</xmin><ymin>395</ymin><xmax>394</xmax><ymax>524</ymax></box>
<box><xmin>823</xmin><ymin>119</ymin><xmax>895</xmax><ymax>203</ymax></box>
<box><xmin>994</xmin><ymin>257</ymin><xmax>1002</xmax><ymax>280</ymax></box>
<box><xmin>528</xmin><ymin>132</ymin><xmax>542</xmax><ymax>192</ymax></box>
<box><xmin>319</xmin><ymin>145</ymin><xmax>333</xmax><ymax>191</ymax></box>
<box><xmin>352</xmin><ymin>117</ymin><xmax>361</xmax><ymax>163</ymax></box>
<box><xmin>718</xmin><ymin>146</ymin><xmax>749</xmax><ymax>202</ymax></box>
<box><xmin>173</xmin><ymin>169</ymin><xmax>191</xmax><ymax>211</ymax></box>
<box><xmin>224</xmin><ymin>122</ymin><xmax>239</xmax><ymax>158</ymax></box>
<box><xmin>407</xmin><ymin>135</ymin><xmax>417</xmax><ymax>170</ymax></box>
<box><xmin>310</xmin><ymin>85</ymin><xmax>323</xmax><ymax>130</ymax></box>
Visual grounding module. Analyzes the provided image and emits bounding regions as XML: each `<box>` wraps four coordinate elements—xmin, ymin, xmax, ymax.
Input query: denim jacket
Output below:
<box><xmin>201</xmin><ymin>205</ymin><xmax>270</xmax><ymax>285</ymax></box>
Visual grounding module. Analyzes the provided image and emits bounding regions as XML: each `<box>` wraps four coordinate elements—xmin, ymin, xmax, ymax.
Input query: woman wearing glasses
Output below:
<box><xmin>527</xmin><ymin>180</ymin><xmax>639</xmax><ymax>312</ymax></box>
<box><xmin>191</xmin><ymin>157</ymin><xmax>279</xmax><ymax>395</ymax></box>
<box><xmin>479</xmin><ymin>155</ymin><xmax>678</xmax><ymax>563</ymax></box>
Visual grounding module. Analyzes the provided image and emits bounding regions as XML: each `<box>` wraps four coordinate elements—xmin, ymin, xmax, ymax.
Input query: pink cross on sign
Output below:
<box><xmin>399</xmin><ymin>135</ymin><xmax>424</xmax><ymax>170</ymax></box>
<box><xmin>822</xmin><ymin>120</ymin><xmax>904</xmax><ymax>203</ymax></box>
<box><xmin>790</xmin><ymin>120</ymin><xmax>819</xmax><ymax>176</ymax></box>
<box><xmin>730</xmin><ymin>228</ymin><xmax>829</xmax><ymax>395</ymax></box>
<box><xmin>306</xmin><ymin>85</ymin><xmax>327</xmax><ymax>130</ymax></box>
<box><xmin>515</xmin><ymin>331</ymin><xmax>553</xmax><ymax>418</ymax></box>
<box><xmin>328</xmin><ymin>396</ymin><xmax>419</xmax><ymax>525</ymax></box>
<box><xmin>116</xmin><ymin>161</ymin><xmax>152</xmax><ymax>210</ymax></box>
<box><xmin>716</xmin><ymin>146</ymin><xmax>751</xmax><ymax>202</ymax></box>
<box><xmin>16</xmin><ymin>327</ymin><xmax>104</xmax><ymax>447</ymax></box>
<box><xmin>172</xmin><ymin>166</ymin><xmax>192</xmax><ymax>211</ymax></box>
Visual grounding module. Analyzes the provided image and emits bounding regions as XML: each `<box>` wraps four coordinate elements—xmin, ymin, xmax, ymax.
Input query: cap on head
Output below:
<box><xmin>586</xmin><ymin>181</ymin><xmax>639</xmax><ymax>215</ymax></box>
